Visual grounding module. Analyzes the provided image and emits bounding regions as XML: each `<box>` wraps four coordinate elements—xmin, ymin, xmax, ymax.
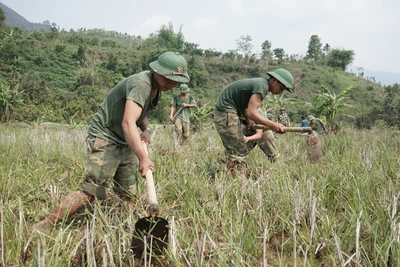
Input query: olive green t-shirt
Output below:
<box><xmin>215</xmin><ymin>78</ymin><xmax>269</xmax><ymax>117</ymax></box>
<box><xmin>88</xmin><ymin>71</ymin><xmax>160</xmax><ymax>145</ymax></box>
<box><xmin>312</xmin><ymin>118</ymin><xmax>325</xmax><ymax>135</ymax></box>
<box><xmin>171</xmin><ymin>94</ymin><xmax>196</xmax><ymax>123</ymax></box>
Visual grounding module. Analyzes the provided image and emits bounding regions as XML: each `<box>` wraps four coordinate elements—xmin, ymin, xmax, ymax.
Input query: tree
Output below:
<box><xmin>382</xmin><ymin>83</ymin><xmax>400</xmax><ymax>127</ymax></box>
<box><xmin>75</xmin><ymin>45</ymin><xmax>87</xmax><ymax>65</ymax></box>
<box><xmin>236</xmin><ymin>35</ymin><xmax>253</xmax><ymax>57</ymax></box>
<box><xmin>305</xmin><ymin>35</ymin><xmax>322</xmax><ymax>62</ymax></box>
<box><xmin>312</xmin><ymin>85</ymin><xmax>354</xmax><ymax>132</ymax></box>
<box><xmin>273</xmin><ymin>48</ymin><xmax>285</xmax><ymax>63</ymax></box>
<box><xmin>0</xmin><ymin>83</ymin><xmax>25</xmax><ymax>122</ymax></box>
<box><xmin>260</xmin><ymin>40</ymin><xmax>273</xmax><ymax>60</ymax></box>
<box><xmin>326</xmin><ymin>49</ymin><xmax>355</xmax><ymax>71</ymax></box>
<box><xmin>322</xmin><ymin>43</ymin><xmax>331</xmax><ymax>57</ymax></box>
<box><xmin>0</xmin><ymin>8</ymin><xmax>5</xmax><ymax>25</ymax></box>
<box><xmin>157</xmin><ymin>22</ymin><xmax>185</xmax><ymax>50</ymax></box>
<box><xmin>263</xmin><ymin>93</ymin><xmax>301</xmax><ymax>114</ymax></box>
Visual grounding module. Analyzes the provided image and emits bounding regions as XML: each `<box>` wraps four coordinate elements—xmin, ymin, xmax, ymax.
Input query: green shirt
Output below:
<box><xmin>312</xmin><ymin>118</ymin><xmax>325</xmax><ymax>134</ymax></box>
<box><xmin>215</xmin><ymin>78</ymin><xmax>269</xmax><ymax>117</ymax></box>
<box><xmin>171</xmin><ymin>94</ymin><xmax>196</xmax><ymax>123</ymax></box>
<box><xmin>88</xmin><ymin>71</ymin><xmax>160</xmax><ymax>146</ymax></box>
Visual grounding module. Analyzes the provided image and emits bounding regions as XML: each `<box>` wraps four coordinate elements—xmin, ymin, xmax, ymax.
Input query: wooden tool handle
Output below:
<box><xmin>252</xmin><ymin>124</ymin><xmax>312</xmax><ymax>133</ymax></box>
<box><xmin>142</xmin><ymin>142</ymin><xmax>159</xmax><ymax>215</ymax></box>
<box><xmin>164</xmin><ymin>106</ymin><xmax>184</xmax><ymax>129</ymax></box>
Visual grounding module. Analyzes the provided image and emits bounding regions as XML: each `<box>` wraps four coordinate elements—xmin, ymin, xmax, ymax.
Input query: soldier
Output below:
<box><xmin>213</xmin><ymin>68</ymin><xmax>294</xmax><ymax>177</ymax></box>
<box><xmin>243</xmin><ymin>108</ymin><xmax>279</xmax><ymax>162</ymax></box>
<box><xmin>308</xmin><ymin>115</ymin><xmax>327</xmax><ymax>134</ymax></box>
<box><xmin>170</xmin><ymin>84</ymin><xmax>197</xmax><ymax>144</ymax></box>
<box><xmin>301</xmin><ymin>115</ymin><xmax>309</xmax><ymax>127</ymax></box>
<box><xmin>277</xmin><ymin>107</ymin><xmax>290</xmax><ymax>127</ymax></box>
<box><xmin>33</xmin><ymin>51</ymin><xmax>190</xmax><ymax>231</ymax></box>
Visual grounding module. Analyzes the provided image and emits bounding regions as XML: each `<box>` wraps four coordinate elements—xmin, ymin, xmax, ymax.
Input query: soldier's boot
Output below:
<box><xmin>226</xmin><ymin>157</ymin><xmax>237</xmax><ymax>177</ymax></box>
<box><xmin>182</xmin><ymin>136</ymin><xmax>188</xmax><ymax>144</ymax></box>
<box><xmin>226</xmin><ymin>158</ymin><xmax>247</xmax><ymax>178</ymax></box>
<box><xmin>236</xmin><ymin>162</ymin><xmax>247</xmax><ymax>178</ymax></box>
<box><xmin>32</xmin><ymin>190</ymin><xmax>95</xmax><ymax>232</ymax></box>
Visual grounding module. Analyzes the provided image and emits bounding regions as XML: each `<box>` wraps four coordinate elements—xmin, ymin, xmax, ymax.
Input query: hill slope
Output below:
<box><xmin>0</xmin><ymin>2</ymin><xmax>51</xmax><ymax>30</ymax></box>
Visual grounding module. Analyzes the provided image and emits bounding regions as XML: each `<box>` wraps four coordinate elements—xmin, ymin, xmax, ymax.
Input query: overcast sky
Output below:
<box><xmin>2</xmin><ymin>0</ymin><xmax>400</xmax><ymax>73</ymax></box>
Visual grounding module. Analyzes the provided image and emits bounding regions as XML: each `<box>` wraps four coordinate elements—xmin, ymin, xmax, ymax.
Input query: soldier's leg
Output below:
<box><xmin>242</xmin><ymin>126</ymin><xmax>258</xmax><ymax>153</ymax></box>
<box><xmin>257</xmin><ymin>130</ymin><xmax>280</xmax><ymax>162</ymax></box>
<box><xmin>34</xmin><ymin>136</ymin><xmax>120</xmax><ymax>230</ymax></box>
<box><xmin>174</xmin><ymin>118</ymin><xmax>183</xmax><ymax>142</ymax></box>
<box><xmin>213</xmin><ymin>109</ymin><xmax>248</xmax><ymax>177</ymax></box>
<box><xmin>113</xmin><ymin>145</ymin><xmax>138</xmax><ymax>200</ymax></box>
<box><xmin>182</xmin><ymin>121</ymin><xmax>190</xmax><ymax>144</ymax></box>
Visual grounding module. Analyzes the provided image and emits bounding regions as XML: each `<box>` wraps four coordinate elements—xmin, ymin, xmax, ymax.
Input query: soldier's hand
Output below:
<box><xmin>139</xmin><ymin>156</ymin><xmax>155</xmax><ymax>177</ymax></box>
<box><xmin>180</xmin><ymin>103</ymin><xmax>187</xmax><ymax>108</ymax></box>
<box><xmin>141</xmin><ymin>130</ymin><xmax>151</xmax><ymax>145</ymax></box>
<box><xmin>272</xmin><ymin>122</ymin><xmax>285</xmax><ymax>134</ymax></box>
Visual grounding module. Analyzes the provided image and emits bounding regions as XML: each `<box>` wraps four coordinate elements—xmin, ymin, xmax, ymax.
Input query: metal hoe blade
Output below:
<box><xmin>131</xmin><ymin>216</ymin><xmax>169</xmax><ymax>259</ymax></box>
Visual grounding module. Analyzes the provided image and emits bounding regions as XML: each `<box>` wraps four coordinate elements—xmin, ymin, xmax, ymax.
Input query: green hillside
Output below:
<box><xmin>0</xmin><ymin>12</ymin><xmax>398</xmax><ymax>130</ymax></box>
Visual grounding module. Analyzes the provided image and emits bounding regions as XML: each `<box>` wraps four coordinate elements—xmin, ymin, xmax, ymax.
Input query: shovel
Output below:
<box><xmin>251</xmin><ymin>124</ymin><xmax>322</xmax><ymax>163</ymax></box>
<box><xmin>163</xmin><ymin>106</ymin><xmax>184</xmax><ymax>130</ymax></box>
<box><xmin>131</xmin><ymin>142</ymin><xmax>169</xmax><ymax>259</ymax></box>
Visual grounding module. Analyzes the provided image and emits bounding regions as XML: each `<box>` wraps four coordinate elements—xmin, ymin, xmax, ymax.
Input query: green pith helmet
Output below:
<box><xmin>280</xmin><ymin>107</ymin><xmax>285</xmax><ymax>111</ymax></box>
<box><xmin>149</xmin><ymin>52</ymin><xmax>190</xmax><ymax>83</ymax></box>
<box><xmin>308</xmin><ymin>115</ymin><xmax>316</xmax><ymax>121</ymax></box>
<box><xmin>267</xmin><ymin>68</ymin><xmax>294</xmax><ymax>92</ymax></box>
<box><xmin>179</xmin><ymin>84</ymin><xmax>190</xmax><ymax>93</ymax></box>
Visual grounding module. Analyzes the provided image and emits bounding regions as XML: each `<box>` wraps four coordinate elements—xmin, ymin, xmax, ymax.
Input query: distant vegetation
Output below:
<box><xmin>0</xmin><ymin>7</ymin><xmax>399</xmax><ymax>131</ymax></box>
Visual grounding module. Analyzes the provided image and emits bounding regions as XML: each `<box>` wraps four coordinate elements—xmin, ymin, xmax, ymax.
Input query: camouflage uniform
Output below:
<box><xmin>277</xmin><ymin>112</ymin><xmax>290</xmax><ymax>127</ymax></box>
<box><xmin>83</xmin><ymin>135</ymin><xmax>138</xmax><ymax>199</ymax></box>
<box><xmin>82</xmin><ymin>71</ymin><xmax>161</xmax><ymax>199</ymax></box>
<box><xmin>242</xmin><ymin>109</ymin><xmax>279</xmax><ymax>162</ymax></box>
<box><xmin>308</xmin><ymin>115</ymin><xmax>325</xmax><ymax>135</ymax></box>
<box><xmin>171</xmin><ymin>93</ymin><xmax>196</xmax><ymax>140</ymax></box>
<box><xmin>213</xmin><ymin>78</ymin><xmax>270</xmax><ymax>177</ymax></box>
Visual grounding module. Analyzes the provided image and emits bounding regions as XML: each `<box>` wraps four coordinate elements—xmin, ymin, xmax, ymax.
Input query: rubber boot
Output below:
<box><xmin>33</xmin><ymin>190</ymin><xmax>95</xmax><ymax>231</ymax></box>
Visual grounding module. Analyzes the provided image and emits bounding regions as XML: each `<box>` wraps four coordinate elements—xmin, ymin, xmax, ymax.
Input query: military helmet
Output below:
<box><xmin>308</xmin><ymin>115</ymin><xmax>316</xmax><ymax>121</ymax></box>
<box><xmin>179</xmin><ymin>84</ymin><xmax>190</xmax><ymax>93</ymax></box>
<box><xmin>280</xmin><ymin>107</ymin><xmax>285</xmax><ymax>111</ymax></box>
<box><xmin>149</xmin><ymin>52</ymin><xmax>190</xmax><ymax>83</ymax></box>
<box><xmin>267</xmin><ymin>68</ymin><xmax>294</xmax><ymax>92</ymax></box>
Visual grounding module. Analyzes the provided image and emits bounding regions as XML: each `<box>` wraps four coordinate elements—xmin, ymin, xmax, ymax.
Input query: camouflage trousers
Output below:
<box><xmin>213</xmin><ymin>108</ymin><xmax>248</xmax><ymax>163</ymax></box>
<box><xmin>213</xmin><ymin>109</ymin><xmax>248</xmax><ymax>177</ymax></box>
<box><xmin>80</xmin><ymin>135</ymin><xmax>138</xmax><ymax>200</ymax></box>
<box><xmin>174</xmin><ymin>118</ymin><xmax>190</xmax><ymax>139</ymax></box>
<box><xmin>242</xmin><ymin>127</ymin><xmax>279</xmax><ymax>162</ymax></box>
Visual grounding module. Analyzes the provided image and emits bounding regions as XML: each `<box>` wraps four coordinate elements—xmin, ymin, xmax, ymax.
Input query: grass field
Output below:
<box><xmin>0</xmin><ymin>123</ymin><xmax>399</xmax><ymax>266</ymax></box>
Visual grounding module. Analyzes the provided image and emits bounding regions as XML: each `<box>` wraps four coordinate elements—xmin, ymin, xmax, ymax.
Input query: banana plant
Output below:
<box><xmin>312</xmin><ymin>85</ymin><xmax>354</xmax><ymax>132</ymax></box>
<box><xmin>0</xmin><ymin>83</ymin><xmax>25</xmax><ymax>122</ymax></box>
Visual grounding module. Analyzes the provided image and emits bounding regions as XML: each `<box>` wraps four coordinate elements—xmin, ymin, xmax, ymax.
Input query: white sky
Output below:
<box><xmin>2</xmin><ymin>0</ymin><xmax>399</xmax><ymax>73</ymax></box>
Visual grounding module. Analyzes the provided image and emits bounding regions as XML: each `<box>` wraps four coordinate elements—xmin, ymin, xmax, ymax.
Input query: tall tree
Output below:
<box><xmin>0</xmin><ymin>8</ymin><xmax>5</xmax><ymax>25</ymax></box>
<box><xmin>236</xmin><ymin>35</ymin><xmax>253</xmax><ymax>57</ymax></box>
<box><xmin>326</xmin><ymin>49</ymin><xmax>355</xmax><ymax>70</ymax></box>
<box><xmin>382</xmin><ymin>83</ymin><xmax>400</xmax><ymax>127</ymax></box>
<box><xmin>273</xmin><ymin>48</ymin><xmax>285</xmax><ymax>63</ymax></box>
<box><xmin>306</xmin><ymin>34</ymin><xmax>322</xmax><ymax>62</ymax></box>
<box><xmin>261</xmin><ymin>40</ymin><xmax>273</xmax><ymax>60</ymax></box>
